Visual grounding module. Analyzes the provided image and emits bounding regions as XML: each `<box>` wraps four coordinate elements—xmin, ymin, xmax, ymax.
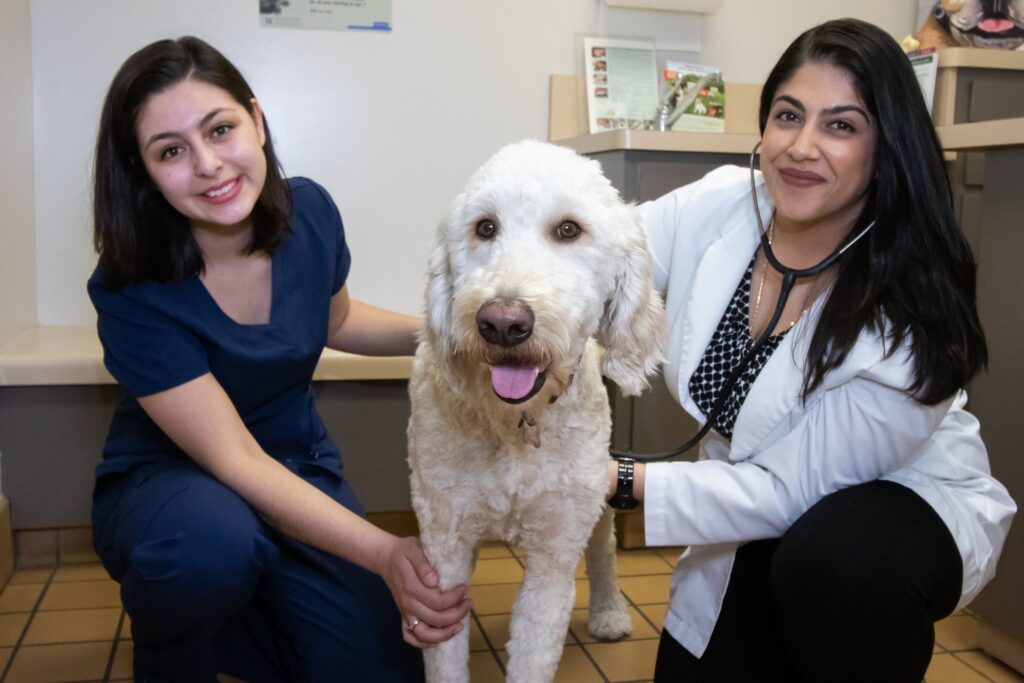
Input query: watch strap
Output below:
<box><xmin>610</xmin><ymin>457</ymin><xmax>639</xmax><ymax>510</ymax></box>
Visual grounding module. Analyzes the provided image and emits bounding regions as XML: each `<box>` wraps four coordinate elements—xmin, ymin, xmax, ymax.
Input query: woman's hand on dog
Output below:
<box><xmin>376</xmin><ymin>535</ymin><xmax>471</xmax><ymax>648</ymax></box>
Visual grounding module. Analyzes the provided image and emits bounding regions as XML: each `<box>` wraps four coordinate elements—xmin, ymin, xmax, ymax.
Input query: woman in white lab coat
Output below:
<box><xmin>606</xmin><ymin>19</ymin><xmax>1016</xmax><ymax>683</ymax></box>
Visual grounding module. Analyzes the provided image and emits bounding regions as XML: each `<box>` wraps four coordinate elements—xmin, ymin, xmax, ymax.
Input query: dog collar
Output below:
<box><xmin>548</xmin><ymin>372</ymin><xmax>576</xmax><ymax>404</ymax></box>
<box><xmin>518</xmin><ymin>410</ymin><xmax>541</xmax><ymax>448</ymax></box>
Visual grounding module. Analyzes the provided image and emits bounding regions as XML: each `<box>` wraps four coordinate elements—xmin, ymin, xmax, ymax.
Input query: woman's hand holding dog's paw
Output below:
<box><xmin>377</xmin><ymin>535</ymin><xmax>471</xmax><ymax>649</ymax></box>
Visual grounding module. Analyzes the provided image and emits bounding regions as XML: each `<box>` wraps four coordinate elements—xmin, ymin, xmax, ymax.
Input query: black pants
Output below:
<box><xmin>653</xmin><ymin>481</ymin><xmax>962</xmax><ymax>683</ymax></box>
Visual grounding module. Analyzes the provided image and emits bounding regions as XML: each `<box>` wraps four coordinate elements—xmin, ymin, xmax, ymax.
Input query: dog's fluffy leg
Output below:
<box><xmin>584</xmin><ymin>507</ymin><xmax>632</xmax><ymax>640</ymax></box>
<box><xmin>419</xmin><ymin>535</ymin><xmax>474</xmax><ymax>683</ymax></box>
<box><xmin>505</xmin><ymin>552</ymin><xmax>579</xmax><ymax>683</ymax></box>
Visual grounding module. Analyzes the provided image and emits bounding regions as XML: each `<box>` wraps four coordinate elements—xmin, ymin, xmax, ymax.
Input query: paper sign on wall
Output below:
<box><xmin>260</xmin><ymin>0</ymin><xmax>392</xmax><ymax>32</ymax></box>
<box><xmin>908</xmin><ymin>48</ymin><xmax>938</xmax><ymax>114</ymax></box>
<box><xmin>583</xmin><ymin>37</ymin><xmax>659</xmax><ymax>134</ymax></box>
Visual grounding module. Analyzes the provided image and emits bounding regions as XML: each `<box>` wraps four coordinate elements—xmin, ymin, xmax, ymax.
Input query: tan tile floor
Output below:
<box><xmin>0</xmin><ymin>544</ymin><xmax>1020</xmax><ymax>682</ymax></box>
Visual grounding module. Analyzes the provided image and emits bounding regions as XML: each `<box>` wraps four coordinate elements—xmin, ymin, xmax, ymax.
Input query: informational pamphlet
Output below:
<box><xmin>583</xmin><ymin>37</ymin><xmax>660</xmax><ymax>134</ymax></box>
<box><xmin>260</xmin><ymin>0</ymin><xmax>392</xmax><ymax>32</ymax></box>
<box><xmin>662</xmin><ymin>61</ymin><xmax>725</xmax><ymax>133</ymax></box>
<box><xmin>908</xmin><ymin>48</ymin><xmax>938</xmax><ymax>114</ymax></box>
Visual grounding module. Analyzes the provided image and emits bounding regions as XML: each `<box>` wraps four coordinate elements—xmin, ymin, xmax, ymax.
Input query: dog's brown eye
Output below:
<box><xmin>555</xmin><ymin>221</ymin><xmax>582</xmax><ymax>241</ymax></box>
<box><xmin>475</xmin><ymin>219</ymin><xmax>497</xmax><ymax>239</ymax></box>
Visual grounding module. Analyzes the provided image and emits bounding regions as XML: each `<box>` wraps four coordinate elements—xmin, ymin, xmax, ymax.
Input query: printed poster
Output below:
<box><xmin>583</xmin><ymin>37</ymin><xmax>659</xmax><ymax>134</ymax></box>
<box><xmin>261</xmin><ymin>0</ymin><xmax>392</xmax><ymax>32</ymax></box>
<box><xmin>663</xmin><ymin>61</ymin><xmax>725</xmax><ymax>133</ymax></box>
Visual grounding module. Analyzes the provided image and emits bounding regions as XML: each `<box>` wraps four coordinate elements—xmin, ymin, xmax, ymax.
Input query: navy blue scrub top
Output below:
<box><xmin>88</xmin><ymin>178</ymin><xmax>351</xmax><ymax>480</ymax></box>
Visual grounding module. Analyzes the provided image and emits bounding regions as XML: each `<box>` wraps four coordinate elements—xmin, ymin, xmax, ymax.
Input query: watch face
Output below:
<box><xmin>611</xmin><ymin>493</ymin><xmax>639</xmax><ymax>511</ymax></box>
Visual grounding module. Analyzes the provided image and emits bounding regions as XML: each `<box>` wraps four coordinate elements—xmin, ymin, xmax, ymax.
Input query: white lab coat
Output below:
<box><xmin>641</xmin><ymin>165</ymin><xmax>1016</xmax><ymax>658</ymax></box>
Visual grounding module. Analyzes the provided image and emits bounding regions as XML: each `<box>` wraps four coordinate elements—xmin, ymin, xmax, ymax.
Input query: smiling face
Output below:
<box><xmin>135</xmin><ymin>78</ymin><xmax>268</xmax><ymax>236</ymax></box>
<box><xmin>760</xmin><ymin>61</ymin><xmax>876</xmax><ymax>239</ymax></box>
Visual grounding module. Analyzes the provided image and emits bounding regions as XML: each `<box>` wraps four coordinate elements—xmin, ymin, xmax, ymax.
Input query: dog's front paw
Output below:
<box><xmin>587</xmin><ymin>592</ymin><xmax>632</xmax><ymax>641</ymax></box>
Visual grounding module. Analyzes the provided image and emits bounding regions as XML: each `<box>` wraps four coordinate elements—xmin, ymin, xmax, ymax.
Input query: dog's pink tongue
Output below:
<box><xmin>490</xmin><ymin>366</ymin><xmax>540</xmax><ymax>400</ymax></box>
<box><xmin>980</xmin><ymin>18</ymin><xmax>1015</xmax><ymax>32</ymax></box>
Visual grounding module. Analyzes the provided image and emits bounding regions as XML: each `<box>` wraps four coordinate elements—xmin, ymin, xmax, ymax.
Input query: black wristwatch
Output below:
<box><xmin>609</xmin><ymin>458</ymin><xmax>640</xmax><ymax>510</ymax></box>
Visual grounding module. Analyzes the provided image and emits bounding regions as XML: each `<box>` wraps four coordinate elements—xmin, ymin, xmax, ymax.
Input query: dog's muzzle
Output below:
<box><xmin>476</xmin><ymin>301</ymin><xmax>546</xmax><ymax>403</ymax></box>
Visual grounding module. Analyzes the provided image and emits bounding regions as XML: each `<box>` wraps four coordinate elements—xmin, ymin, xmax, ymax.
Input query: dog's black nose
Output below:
<box><xmin>476</xmin><ymin>301</ymin><xmax>534</xmax><ymax>347</ymax></box>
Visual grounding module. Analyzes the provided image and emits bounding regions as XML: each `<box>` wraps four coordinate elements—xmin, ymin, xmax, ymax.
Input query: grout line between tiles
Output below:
<box><xmin>619</xmin><ymin>584</ymin><xmax>662</xmax><ymax>636</ymax></box>
<box><xmin>489</xmin><ymin>645</ymin><xmax>506</xmax><ymax>677</ymax></box>
<box><xmin>471</xmin><ymin>610</ymin><xmax>498</xmax><ymax>653</ymax></box>
<box><xmin>562</xmin><ymin>607</ymin><xmax>613</xmax><ymax>683</ymax></box>
<box><xmin>471</xmin><ymin>609</ymin><xmax>509</xmax><ymax>677</ymax></box>
<box><xmin>948</xmin><ymin>651</ymin><xmax>1000</xmax><ymax>683</ymax></box>
<box><xmin>102</xmin><ymin>609</ymin><xmax>128</xmax><ymax>683</ymax></box>
<box><xmin>652</xmin><ymin>551</ymin><xmax>676</xmax><ymax>571</ymax></box>
<box><xmin>576</xmin><ymin>636</ymin><xmax>612</xmax><ymax>683</ymax></box>
<box><xmin>0</xmin><ymin>565</ymin><xmax>57</xmax><ymax>683</ymax></box>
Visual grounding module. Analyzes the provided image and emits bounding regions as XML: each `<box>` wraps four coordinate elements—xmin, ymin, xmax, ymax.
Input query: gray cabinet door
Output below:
<box><xmin>592</xmin><ymin>149</ymin><xmax>746</xmax><ymax>460</ymax></box>
<box><xmin>967</xmin><ymin>147</ymin><xmax>1024</xmax><ymax>645</ymax></box>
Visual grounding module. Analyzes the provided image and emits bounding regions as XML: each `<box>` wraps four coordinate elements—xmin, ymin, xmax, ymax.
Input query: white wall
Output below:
<box><xmin>0</xmin><ymin>0</ymin><xmax>38</xmax><ymax>333</ymax></box>
<box><xmin>27</xmin><ymin>0</ymin><xmax>700</xmax><ymax>324</ymax></box>
<box><xmin>22</xmin><ymin>0</ymin><xmax>915</xmax><ymax>325</ymax></box>
<box><xmin>702</xmin><ymin>2</ymin><xmax>918</xmax><ymax>84</ymax></box>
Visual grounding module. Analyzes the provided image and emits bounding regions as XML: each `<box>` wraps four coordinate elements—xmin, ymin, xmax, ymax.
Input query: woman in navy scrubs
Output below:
<box><xmin>88</xmin><ymin>36</ymin><xmax>466</xmax><ymax>682</ymax></box>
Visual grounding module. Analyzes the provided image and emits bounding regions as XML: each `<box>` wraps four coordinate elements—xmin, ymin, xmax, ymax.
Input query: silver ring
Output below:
<box><xmin>406</xmin><ymin>617</ymin><xmax>421</xmax><ymax>632</ymax></box>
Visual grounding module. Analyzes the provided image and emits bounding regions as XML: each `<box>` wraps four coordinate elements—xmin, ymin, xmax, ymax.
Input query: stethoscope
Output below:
<box><xmin>610</xmin><ymin>142</ymin><xmax>876</xmax><ymax>463</ymax></box>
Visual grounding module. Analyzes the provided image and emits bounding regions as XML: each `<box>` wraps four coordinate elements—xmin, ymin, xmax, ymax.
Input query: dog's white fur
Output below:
<box><xmin>407</xmin><ymin>140</ymin><xmax>665</xmax><ymax>682</ymax></box>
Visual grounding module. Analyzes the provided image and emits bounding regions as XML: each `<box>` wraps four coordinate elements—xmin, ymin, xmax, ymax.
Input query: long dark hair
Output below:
<box><xmin>759</xmin><ymin>18</ymin><xmax>986</xmax><ymax>404</ymax></box>
<box><xmin>93</xmin><ymin>36</ymin><xmax>290</xmax><ymax>288</ymax></box>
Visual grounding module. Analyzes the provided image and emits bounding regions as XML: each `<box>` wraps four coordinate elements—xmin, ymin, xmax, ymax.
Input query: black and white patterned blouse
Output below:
<box><xmin>687</xmin><ymin>252</ymin><xmax>789</xmax><ymax>440</ymax></box>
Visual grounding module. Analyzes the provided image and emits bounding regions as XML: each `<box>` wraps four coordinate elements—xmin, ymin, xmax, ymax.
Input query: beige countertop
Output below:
<box><xmin>558</xmin><ymin>118</ymin><xmax>1024</xmax><ymax>156</ymax></box>
<box><xmin>559</xmin><ymin>129</ymin><xmax>760</xmax><ymax>156</ymax></box>
<box><xmin>936</xmin><ymin>117</ymin><xmax>1024</xmax><ymax>151</ymax></box>
<box><xmin>0</xmin><ymin>325</ymin><xmax>412</xmax><ymax>386</ymax></box>
<box><xmin>936</xmin><ymin>47</ymin><xmax>1024</xmax><ymax>70</ymax></box>
<box><xmin>5</xmin><ymin>112</ymin><xmax>1019</xmax><ymax>388</ymax></box>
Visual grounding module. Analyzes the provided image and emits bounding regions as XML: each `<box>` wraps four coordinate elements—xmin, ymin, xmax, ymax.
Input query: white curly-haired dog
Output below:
<box><xmin>407</xmin><ymin>140</ymin><xmax>665</xmax><ymax>683</ymax></box>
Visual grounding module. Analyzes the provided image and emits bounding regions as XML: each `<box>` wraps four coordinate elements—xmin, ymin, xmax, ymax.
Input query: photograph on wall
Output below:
<box><xmin>260</xmin><ymin>0</ymin><xmax>391</xmax><ymax>32</ymax></box>
<box><xmin>583</xmin><ymin>37</ymin><xmax>659</xmax><ymax>134</ymax></box>
<box><xmin>662</xmin><ymin>61</ymin><xmax>725</xmax><ymax>133</ymax></box>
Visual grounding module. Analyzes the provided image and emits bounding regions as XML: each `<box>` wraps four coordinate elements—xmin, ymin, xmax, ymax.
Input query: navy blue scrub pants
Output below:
<box><xmin>92</xmin><ymin>457</ymin><xmax>424</xmax><ymax>683</ymax></box>
<box><xmin>653</xmin><ymin>481</ymin><xmax>963</xmax><ymax>683</ymax></box>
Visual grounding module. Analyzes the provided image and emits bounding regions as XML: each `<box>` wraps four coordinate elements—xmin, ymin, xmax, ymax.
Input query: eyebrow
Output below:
<box><xmin>143</xmin><ymin>108</ymin><xmax>229</xmax><ymax>151</ymax></box>
<box><xmin>772</xmin><ymin>95</ymin><xmax>870</xmax><ymax>123</ymax></box>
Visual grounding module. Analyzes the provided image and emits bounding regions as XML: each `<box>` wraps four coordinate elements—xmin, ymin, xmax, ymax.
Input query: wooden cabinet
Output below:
<box><xmin>965</xmin><ymin>146</ymin><xmax>1024</xmax><ymax>674</ymax></box>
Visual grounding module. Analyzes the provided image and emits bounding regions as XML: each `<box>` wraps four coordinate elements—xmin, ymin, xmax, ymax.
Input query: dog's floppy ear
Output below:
<box><xmin>424</xmin><ymin>224</ymin><xmax>454</xmax><ymax>347</ymax></box>
<box><xmin>422</xmin><ymin>221</ymin><xmax>472</xmax><ymax>395</ymax></box>
<box><xmin>599</xmin><ymin>207</ymin><xmax>666</xmax><ymax>397</ymax></box>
